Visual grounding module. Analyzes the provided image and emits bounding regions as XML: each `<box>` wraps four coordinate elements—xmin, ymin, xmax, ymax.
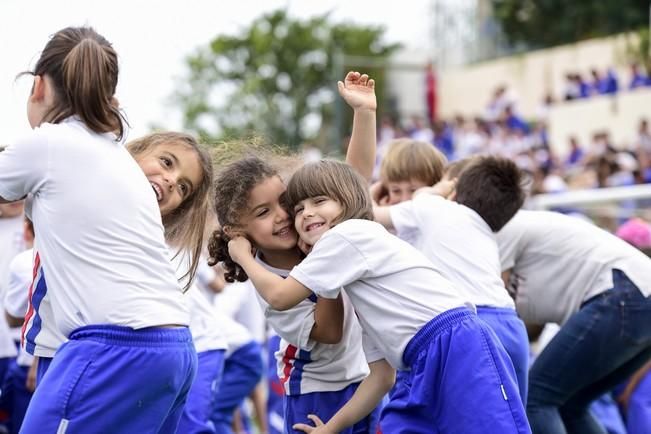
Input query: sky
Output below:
<box><xmin>0</xmin><ymin>0</ymin><xmax>432</xmax><ymax>144</ymax></box>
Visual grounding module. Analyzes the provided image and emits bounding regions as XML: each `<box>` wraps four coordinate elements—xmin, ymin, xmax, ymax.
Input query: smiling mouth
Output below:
<box><xmin>305</xmin><ymin>222</ymin><xmax>324</xmax><ymax>232</ymax></box>
<box><xmin>273</xmin><ymin>226</ymin><xmax>292</xmax><ymax>237</ymax></box>
<box><xmin>150</xmin><ymin>182</ymin><xmax>163</xmax><ymax>202</ymax></box>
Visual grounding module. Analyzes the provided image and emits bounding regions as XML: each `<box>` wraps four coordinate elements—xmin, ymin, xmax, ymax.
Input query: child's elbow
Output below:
<box><xmin>268</xmin><ymin>296</ymin><xmax>294</xmax><ymax>311</ymax></box>
<box><xmin>313</xmin><ymin>327</ymin><xmax>343</xmax><ymax>345</ymax></box>
<box><xmin>380</xmin><ymin>370</ymin><xmax>396</xmax><ymax>393</ymax></box>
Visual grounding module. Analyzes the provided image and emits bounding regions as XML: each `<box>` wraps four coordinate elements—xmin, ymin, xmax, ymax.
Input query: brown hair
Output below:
<box><xmin>127</xmin><ymin>132</ymin><xmax>213</xmax><ymax>290</ymax></box>
<box><xmin>29</xmin><ymin>27</ymin><xmax>126</xmax><ymax>140</ymax></box>
<box><xmin>455</xmin><ymin>156</ymin><xmax>526</xmax><ymax>232</ymax></box>
<box><xmin>286</xmin><ymin>160</ymin><xmax>373</xmax><ymax>224</ymax></box>
<box><xmin>380</xmin><ymin>139</ymin><xmax>447</xmax><ymax>185</ymax></box>
<box><xmin>444</xmin><ymin>156</ymin><xmax>481</xmax><ymax>180</ymax></box>
<box><xmin>208</xmin><ymin>156</ymin><xmax>279</xmax><ymax>282</ymax></box>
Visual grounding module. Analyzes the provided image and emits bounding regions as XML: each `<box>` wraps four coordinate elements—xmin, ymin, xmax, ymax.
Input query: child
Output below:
<box><xmin>497</xmin><ymin>209</ymin><xmax>651</xmax><ymax>433</ymax></box>
<box><xmin>209</xmin><ymin>71</ymin><xmax>382</xmax><ymax>433</ymax></box>
<box><xmin>2</xmin><ymin>218</ymin><xmax>36</xmax><ymax>433</ymax></box>
<box><xmin>227</xmin><ymin>160</ymin><xmax>530</xmax><ymax>433</ymax></box>
<box><xmin>0</xmin><ymin>27</ymin><xmax>197</xmax><ymax>432</ymax></box>
<box><xmin>376</xmin><ymin>138</ymin><xmax>447</xmax><ymax>205</ymax></box>
<box><xmin>372</xmin><ymin>156</ymin><xmax>530</xmax><ymax>403</ymax></box>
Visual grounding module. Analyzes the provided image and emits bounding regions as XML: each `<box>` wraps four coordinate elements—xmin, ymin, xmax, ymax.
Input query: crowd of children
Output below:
<box><xmin>0</xmin><ymin>25</ymin><xmax>648</xmax><ymax>434</ymax></box>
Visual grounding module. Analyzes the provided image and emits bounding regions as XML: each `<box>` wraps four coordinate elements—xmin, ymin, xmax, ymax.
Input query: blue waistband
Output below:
<box><xmin>475</xmin><ymin>305</ymin><xmax>518</xmax><ymax>316</ymax></box>
<box><xmin>403</xmin><ymin>307</ymin><xmax>475</xmax><ymax>367</ymax></box>
<box><xmin>69</xmin><ymin>325</ymin><xmax>192</xmax><ymax>347</ymax></box>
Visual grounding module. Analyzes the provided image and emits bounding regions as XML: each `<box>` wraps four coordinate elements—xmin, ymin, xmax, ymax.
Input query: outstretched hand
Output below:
<box><xmin>338</xmin><ymin>71</ymin><xmax>376</xmax><ymax>112</ymax></box>
<box><xmin>227</xmin><ymin>235</ymin><xmax>254</xmax><ymax>264</ymax></box>
<box><xmin>293</xmin><ymin>414</ymin><xmax>335</xmax><ymax>434</ymax></box>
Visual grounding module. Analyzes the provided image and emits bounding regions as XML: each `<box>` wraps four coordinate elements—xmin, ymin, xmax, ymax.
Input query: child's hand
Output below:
<box><xmin>338</xmin><ymin>71</ymin><xmax>376</xmax><ymax>112</ymax></box>
<box><xmin>227</xmin><ymin>236</ymin><xmax>254</xmax><ymax>264</ymax></box>
<box><xmin>293</xmin><ymin>414</ymin><xmax>334</xmax><ymax>433</ymax></box>
<box><xmin>369</xmin><ymin>180</ymin><xmax>389</xmax><ymax>206</ymax></box>
<box><xmin>298</xmin><ymin>238</ymin><xmax>313</xmax><ymax>255</ymax></box>
<box><xmin>414</xmin><ymin>178</ymin><xmax>457</xmax><ymax>200</ymax></box>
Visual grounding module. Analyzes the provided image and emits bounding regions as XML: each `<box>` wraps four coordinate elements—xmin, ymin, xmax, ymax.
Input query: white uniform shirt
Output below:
<box><xmin>390</xmin><ymin>194</ymin><xmax>515</xmax><ymax>309</ymax></box>
<box><xmin>211</xmin><ymin>276</ymin><xmax>266</xmax><ymax>344</ymax></box>
<box><xmin>171</xmin><ymin>253</ymin><xmax>227</xmax><ymax>354</ymax></box>
<box><xmin>255</xmin><ymin>258</ymin><xmax>369</xmax><ymax>395</ymax></box>
<box><xmin>0</xmin><ymin>215</ymin><xmax>25</xmax><ymax>357</ymax></box>
<box><xmin>497</xmin><ymin>210</ymin><xmax>651</xmax><ymax>325</ymax></box>
<box><xmin>0</xmin><ymin>119</ymin><xmax>189</xmax><ymax>339</ymax></box>
<box><xmin>5</xmin><ymin>248</ymin><xmax>34</xmax><ymax>366</ymax></box>
<box><xmin>290</xmin><ymin>220</ymin><xmax>467</xmax><ymax>370</ymax></box>
<box><xmin>210</xmin><ymin>283</ymin><xmax>255</xmax><ymax>356</ymax></box>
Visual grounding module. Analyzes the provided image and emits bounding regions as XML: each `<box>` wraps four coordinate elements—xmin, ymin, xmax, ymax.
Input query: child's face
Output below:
<box><xmin>135</xmin><ymin>143</ymin><xmax>203</xmax><ymax>217</ymax></box>
<box><xmin>240</xmin><ymin>175</ymin><xmax>298</xmax><ymax>252</ymax></box>
<box><xmin>386</xmin><ymin>179</ymin><xmax>430</xmax><ymax>205</ymax></box>
<box><xmin>293</xmin><ymin>196</ymin><xmax>342</xmax><ymax>246</ymax></box>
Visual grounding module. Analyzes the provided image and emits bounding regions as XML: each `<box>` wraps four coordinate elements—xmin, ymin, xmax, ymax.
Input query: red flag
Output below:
<box><xmin>425</xmin><ymin>62</ymin><xmax>437</xmax><ymax>124</ymax></box>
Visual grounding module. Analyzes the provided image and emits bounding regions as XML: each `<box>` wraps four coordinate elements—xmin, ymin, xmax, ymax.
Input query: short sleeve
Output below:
<box><xmin>0</xmin><ymin>129</ymin><xmax>50</xmax><ymax>201</ymax></box>
<box><xmin>289</xmin><ymin>231</ymin><xmax>369</xmax><ymax>299</ymax></box>
<box><xmin>361</xmin><ymin>329</ymin><xmax>384</xmax><ymax>363</ymax></box>
<box><xmin>389</xmin><ymin>199</ymin><xmax>419</xmax><ymax>238</ymax></box>
<box><xmin>4</xmin><ymin>254</ymin><xmax>31</xmax><ymax>318</ymax></box>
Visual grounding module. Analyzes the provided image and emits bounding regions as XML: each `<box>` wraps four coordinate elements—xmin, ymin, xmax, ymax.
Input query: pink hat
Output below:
<box><xmin>616</xmin><ymin>218</ymin><xmax>651</xmax><ymax>248</ymax></box>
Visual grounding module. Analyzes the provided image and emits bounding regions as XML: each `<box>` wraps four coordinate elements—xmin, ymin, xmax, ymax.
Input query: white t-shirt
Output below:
<box><xmin>171</xmin><ymin>252</ymin><xmax>227</xmax><ymax>354</ymax></box>
<box><xmin>210</xmin><ymin>283</ymin><xmax>255</xmax><ymax>357</ymax></box>
<box><xmin>497</xmin><ymin>210</ymin><xmax>651</xmax><ymax>325</ymax></box>
<box><xmin>390</xmin><ymin>194</ymin><xmax>515</xmax><ymax>309</ymax></box>
<box><xmin>0</xmin><ymin>119</ymin><xmax>189</xmax><ymax>338</ymax></box>
<box><xmin>290</xmin><ymin>220</ymin><xmax>467</xmax><ymax>370</ymax></box>
<box><xmin>255</xmin><ymin>258</ymin><xmax>369</xmax><ymax>395</ymax></box>
<box><xmin>211</xmin><ymin>273</ymin><xmax>266</xmax><ymax>344</ymax></box>
<box><xmin>0</xmin><ymin>215</ymin><xmax>25</xmax><ymax>358</ymax></box>
<box><xmin>5</xmin><ymin>248</ymin><xmax>34</xmax><ymax>366</ymax></box>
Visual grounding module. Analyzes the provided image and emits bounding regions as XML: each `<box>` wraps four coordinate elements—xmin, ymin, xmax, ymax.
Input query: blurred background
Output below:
<box><xmin>3</xmin><ymin>0</ymin><xmax>651</xmax><ymax>217</ymax></box>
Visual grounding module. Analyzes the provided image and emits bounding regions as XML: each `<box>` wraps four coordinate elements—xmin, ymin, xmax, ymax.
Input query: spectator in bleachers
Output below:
<box><xmin>502</xmin><ymin>105</ymin><xmax>530</xmax><ymax>134</ymax></box>
<box><xmin>628</xmin><ymin>62</ymin><xmax>650</xmax><ymax>90</ymax></box>
<box><xmin>565</xmin><ymin>136</ymin><xmax>585</xmax><ymax>168</ymax></box>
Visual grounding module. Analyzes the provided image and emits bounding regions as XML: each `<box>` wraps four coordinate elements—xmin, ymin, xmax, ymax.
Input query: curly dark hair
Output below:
<box><xmin>208</xmin><ymin>156</ymin><xmax>277</xmax><ymax>282</ymax></box>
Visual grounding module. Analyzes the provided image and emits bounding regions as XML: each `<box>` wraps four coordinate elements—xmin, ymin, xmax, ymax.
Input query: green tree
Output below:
<box><xmin>492</xmin><ymin>0</ymin><xmax>650</xmax><ymax>49</ymax></box>
<box><xmin>174</xmin><ymin>9</ymin><xmax>400</xmax><ymax>151</ymax></box>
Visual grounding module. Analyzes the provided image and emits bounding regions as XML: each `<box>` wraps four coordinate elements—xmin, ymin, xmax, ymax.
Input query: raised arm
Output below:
<box><xmin>340</xmin><ymin>71</ymin><xmax>377</xmax><ymax>183</ymax></box>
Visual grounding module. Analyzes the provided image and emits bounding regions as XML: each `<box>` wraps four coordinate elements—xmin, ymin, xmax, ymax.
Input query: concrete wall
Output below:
<box><xmin>436</xmin><ymin>33</ymin><xmax>639</xmax><ymax>119</ymax></box>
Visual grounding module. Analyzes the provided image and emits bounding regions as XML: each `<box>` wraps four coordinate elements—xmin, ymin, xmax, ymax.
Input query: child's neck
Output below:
<box><xmin>258</xmin><ymin>247</ymin><xmax>303</xmax><ymax>271</ymax></box>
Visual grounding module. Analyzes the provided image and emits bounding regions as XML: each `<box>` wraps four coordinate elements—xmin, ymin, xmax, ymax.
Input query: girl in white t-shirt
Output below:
<box><xmin>0</xmin><ymin>27</ymin><xmax>198</xmax><ymax>433</ymax></box>
<box><xmin>26</xmin><ymin>131</ymin><xmax>219</xmax><ymax>433</ymax></box>
<box><xmin>227</xmin><ymin>160</ymin><xmax>531</xmax><ymax>434</ymax></box>
<box><xmin>209</xmin><ymin>72</ymin><xmax>383</xmax><ymax>433</ymax></box>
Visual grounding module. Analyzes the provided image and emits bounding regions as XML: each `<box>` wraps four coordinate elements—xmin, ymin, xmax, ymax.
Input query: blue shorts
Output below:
<box><xmin>35</xmin><ymin>356</ymin><xmax>52</xmax><ymax>386</ymax></box>
<box><xmin>284</xmin><ymin>382</ymin><xmax>383</xmax><ymax>434</ymax></box>
<box><xmin>20</xmin><ymin>325</ymin><xmax>197</xmax><ymax>434</ymax></box>
<box><xmin>211</xmin><ymin>341</ymin><xmax>264</xmax><ymax>434</ymax></box>
<box><xmin>177</xmin><ymin>349</ymin><xmax>226</xmax><ymax>434</ymax></box>
<box><xmin>0</xmin><ymin>359</ymin><xmax>33</xmax><ymax>434</ymax></box>
<box><xmin>380</xmin><ymin>307</ymin><xmax>531</xmax><ymax>434</ymax></box>
<box><xmin>627</xmin><ymin>369</ymin><xmax>651</xmax><ymax>434</ymax></box>
<box><xmin>477</xmin><ymin>306</ymin><xmax>529</xmax><ymax>404</ymax></box>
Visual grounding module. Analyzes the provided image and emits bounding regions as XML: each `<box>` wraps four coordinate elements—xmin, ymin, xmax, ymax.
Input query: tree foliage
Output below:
<box><xmin>492</xmin><ymin>0</ymin><xmax>650</xmax><ymax>49</ymax></box>
<box><xmin>174</xmin><ymin>9</ymin><xmax>400</xmax><ymax>150</ymax></box>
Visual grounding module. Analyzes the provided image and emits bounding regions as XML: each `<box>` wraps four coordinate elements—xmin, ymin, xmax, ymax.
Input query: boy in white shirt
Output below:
<box><xmin>373</xmin><ymin>156</ymin><xmax>530</xmax><ymax>403</ymax></box>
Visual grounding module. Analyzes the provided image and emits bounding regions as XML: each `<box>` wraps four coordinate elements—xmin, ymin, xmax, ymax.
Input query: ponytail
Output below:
<box><xmin>207</xmin><ymin>229</ymin><xmax>249</xmax><ymax>283</ymax></box>
<box><xmin>31</xmin><ymin>27</ymin><xmax>126</xmax><ymax>140</ymax></box>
